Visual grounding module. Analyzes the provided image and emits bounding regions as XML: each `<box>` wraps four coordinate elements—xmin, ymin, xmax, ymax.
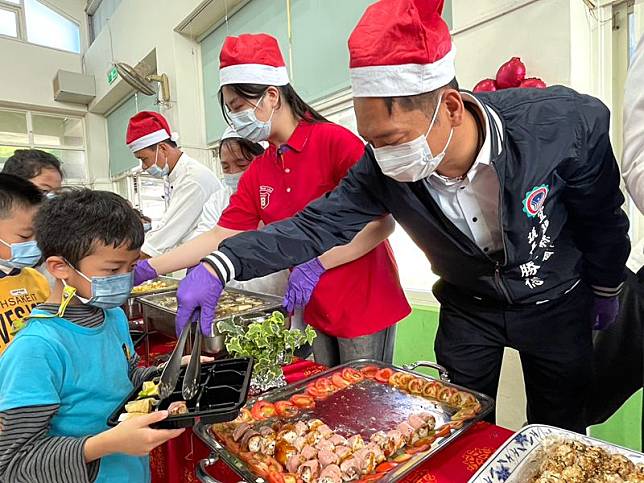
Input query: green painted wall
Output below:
<box><xmin>396</xmin><ymin>304</ymin><xmax>642</xmax><ymax>451</ymax></box>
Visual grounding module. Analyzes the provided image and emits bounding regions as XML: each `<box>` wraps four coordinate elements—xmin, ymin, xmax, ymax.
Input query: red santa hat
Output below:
<box><xmin>348</xmin><ymin>0</ymin><xmax>455</xmax><ymax>98</ymax></box>
<box><xmin>219</xmin><ymin>33</ymin><xmax>289</xmax><ymax>87</ymax></box>
<box><xmin>126</xmin><ymin>111</ymin><xmax>178</xmax><ymax>153</ymax></box>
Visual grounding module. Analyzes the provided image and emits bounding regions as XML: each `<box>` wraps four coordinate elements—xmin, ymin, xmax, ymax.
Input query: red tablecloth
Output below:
<box><xmin>140</xmin><ymin>336</ymin><xmax>513</xmax><ymax>483</ymax></box>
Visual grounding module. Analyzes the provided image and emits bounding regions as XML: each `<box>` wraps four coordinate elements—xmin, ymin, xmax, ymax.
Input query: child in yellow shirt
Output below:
<box><xmin>0</xmin><ymin>173</ymin><xmax>49</xmax><ymax>354</ymax></box>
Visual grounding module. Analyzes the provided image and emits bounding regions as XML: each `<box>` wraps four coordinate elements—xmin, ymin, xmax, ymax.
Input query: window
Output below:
<box><xmin>0</xmin><ymin>0</ymin><xmax>80</xmax><ymax>53</ymax></box>
<box><xmin>0</xmin><ymin>108</ymin><xmax>88</xmax><ymax>182</ymax></box>
<box><xmin>0</xmin><ymin>6</ymin><xmax>18</xmax><ymax>37</ymax></box>
<box><xmin>87</xmin><ymin>0</ymin><xmax>122</xmax><ymax>43</ymax></box>
<box><xmin>321</xmin><ymin>99</ymin><xmax>439</xmax><ymax>298</ymax></box>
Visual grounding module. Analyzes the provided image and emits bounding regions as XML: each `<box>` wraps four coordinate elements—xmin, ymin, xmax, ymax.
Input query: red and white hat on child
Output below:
<box><xmin>219</xmin><ymin>33</ymin><xmax>289</xmax><ymax>87</ymax></box>
<box><xmin>348</xmin><ymin>0</ymin><xmax>455</xmax><ymax>98</ymax></box>
<box><xmin>126</xmin><ymin>111</ymin><xmax>178</xmax><ymax>153</ymax></box>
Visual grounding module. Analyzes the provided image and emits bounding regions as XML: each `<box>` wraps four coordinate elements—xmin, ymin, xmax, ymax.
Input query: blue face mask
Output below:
<box><xmin>146</xmin><ymin>146</ymin><xmax>169</xmax><ymax>178</ymax></box>
<box><xmin>66</xmin><ymin>265</ymin><xmax>134</xmax><ymax>309</ymax></box>
<box><xmin>143</xmin><ymin>222</ymin><xmax>152</xmax><ymax>233</ymax></box>
<box><xmin>0</xmin><ymin>238</ymin><xmax>42</xmax><ymax>269</ymax></box>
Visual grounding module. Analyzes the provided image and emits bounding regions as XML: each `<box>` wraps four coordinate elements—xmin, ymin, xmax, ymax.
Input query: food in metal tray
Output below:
<box><xmin>531</xmin><ymin>439</ymin><xmax>644</xmax><ymax>483</ymax></box>
<box><xmin>131</xmin><ymin>279</ymin><xmax>176</xmax><ymax>295</ymax></box>
<box><xmin>210</xmin><ymin>366</ymin><xmax>482</xmax><ymax>482</ymax></box>
<box><xmin>152</xmin><ymin>291</ymin><xmax>265</xmax><ymax>317</ymax></box>
<box><xmin>168</xmin><ymin>400</ymin><xmax>189</xmax><ymax>416</ymax></box>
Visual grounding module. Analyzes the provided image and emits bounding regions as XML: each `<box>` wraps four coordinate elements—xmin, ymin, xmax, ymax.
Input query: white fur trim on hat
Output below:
<box><xmin>350</xmin><ymin>48</ymin><xmax>456</xmax><ymax>97</ymax></box>
<box><xmin>220</xmin><ymin>63</ymin><xmax>289</xmax><ymax>87</ymax></box>
<box><xmin>128</xmin><ymin>129</ymin><xmax>170</xmax><ymax>153</ymax></box>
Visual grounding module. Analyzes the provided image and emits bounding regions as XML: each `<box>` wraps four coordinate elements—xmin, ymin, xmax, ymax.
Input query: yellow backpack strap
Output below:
<box><xmin>10</xmin><ymin>285</ymin><xmax>78</xmax><ymax>334</ymax></box>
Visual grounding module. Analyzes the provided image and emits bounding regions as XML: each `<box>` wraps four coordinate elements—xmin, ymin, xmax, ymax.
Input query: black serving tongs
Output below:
<box><xmin>158</xmin><ymin>312</ymin><xmax>202</xmax><ymax>401</ymax></box>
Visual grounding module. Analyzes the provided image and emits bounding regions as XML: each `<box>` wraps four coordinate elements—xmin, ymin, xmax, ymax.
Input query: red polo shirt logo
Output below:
<box><xmin>259</xmin><ymin>185</ymin><xmax>273</xmax><ymax>209</ymax></box>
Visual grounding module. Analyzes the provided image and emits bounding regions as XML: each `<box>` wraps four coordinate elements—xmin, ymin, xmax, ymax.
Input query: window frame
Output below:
<box><xmin>0</xmin><ymin>1</ymin><xmax>23</xmax><ymax>40</ymax></box>
<box><xmin>0</xmin><ymin>0</ymin><xmax>81</xmax><ymax>54</ymax></box>
<box><xmin>0</xmin><ymin>107</ymin><xmax>88</xmax><ymax>183</ymax></box>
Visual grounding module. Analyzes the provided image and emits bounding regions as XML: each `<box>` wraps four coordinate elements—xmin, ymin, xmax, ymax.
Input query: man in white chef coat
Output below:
<box><xmin>126</xmin><ymin>111</ymin><xmax>222</xmax><ymax>258</ymax></box>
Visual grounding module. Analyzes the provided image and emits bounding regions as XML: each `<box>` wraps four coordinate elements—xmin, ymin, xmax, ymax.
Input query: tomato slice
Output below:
<box><xmin>306</xmin><ymin>384</ymin><xmax>328</xmax><ymax>400</ymax></box>
<box><xmin>342</xmin><ymin>368</ymin><xmax>364</xmax><ymax>383</ymax></box>
<box><xmin>375</xmin><ymin>462</ymin><xmax>398</xmax><ymax>473</ymax></box>
<box><xmin>405</xmin><ymin>443</ymin><xmax>430</xmax><ymax>455</ymax></box>
<box><xmin>331</xmin><ymin>373</ymin><xmax>351</xmax><ymax>389</ymax></box>
<box><xmin>315</xmin><ymin>377</ymin><xmax>336</xmax><ymax>394</ymax></box>
<box><xmin>267</xmin><ymin>472</ymin><xmax>285</xmax><ymax>483</ymax></box>
<box><xmin>275</xmin><ymin>400</ymin><xmax>299</xmax><ymax>418</ymax></box>
<box><xmin>290</xmin><ymin>394</ymin><xmax>315</xmax><ymax>409</ymax></box>
<box><xmin>392</xmin><ymin>453</ymin><xmax>413</xmax><ymax>464</ymax></box>
<box><xmin>251</xmin><ymin>400</ymin><xmax>277</xmax><ymax>420</ymax></box>
<box><xmin>359</xmin><ymin>473</ymin><xmax>384</xmax><ymax>482</ymax></box>
<box><xmin>361</xmin><ymin>365</ymin><xmax>379</xmax><ymax>379</ymax></box>
<box><xmin>435</xmin><ymin>426</ymin><xmax>452</xmax><ymax>439</ymax></box>
<box><xmin>375</xmin><ymin>368</ymin><xmax>394</xmax><ymax>383</ymax></box>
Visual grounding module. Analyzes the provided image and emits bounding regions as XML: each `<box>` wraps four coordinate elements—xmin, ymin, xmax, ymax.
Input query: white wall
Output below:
<box><xmin>452</xmin><ymin>0</ymin><xmax>572</xmax><ymax>90</ymax></box>
<box><xmin>0</xmin><ymin>0</ymin><xmax>88</xmax><ymax>114</ymax></box>
<box><xmin>82</xmin><ymin>0</ymin><xmax>213</xmax><ymax>182</ymax></box>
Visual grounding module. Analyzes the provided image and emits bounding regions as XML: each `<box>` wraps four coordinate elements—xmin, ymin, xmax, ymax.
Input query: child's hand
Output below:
<box><xmin>85</xmin><ymin>411</ymin><xmax>184</xmax><ymax>462</ymax></box>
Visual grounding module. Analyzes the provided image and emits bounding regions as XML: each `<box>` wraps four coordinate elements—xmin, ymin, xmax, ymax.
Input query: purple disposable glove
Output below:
<box><xmin>133</xmin><ymin>259</ymin><xmax>158</xmax><ymax>286</ymax></box>
<box><xmin>176</xmin><ymin>263</ymin><xmax>224</xmax><ymax>337</ymax></box>
<box><xmin>591</xmin><ymin>296</ymin><xmax>620</xmax><ymax>330</ymax></box>
<box><xmin>283</xmin><ymin>258</ymin><xmax>326</xmax><ymax>314</ymax></box>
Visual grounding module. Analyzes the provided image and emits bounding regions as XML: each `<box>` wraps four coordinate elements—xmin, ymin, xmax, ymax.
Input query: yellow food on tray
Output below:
<box><xmin>125</xmin><ymin>397</ymin><xmax>156</xmax><ymax>414</ymax></box>
<box><xmin>137</xmin><ymin>381</ymin><xmax>159</xmax><ymax>399</ymax></box>
<box><xmin>131</xmin><ymin>280</ymin><xmax>175</xmax><ymax>295</ymax></box>
<box><xmin>152</xmin><ymin>291</ymin><xmax>266</xmax><ymax>318</ymax></box>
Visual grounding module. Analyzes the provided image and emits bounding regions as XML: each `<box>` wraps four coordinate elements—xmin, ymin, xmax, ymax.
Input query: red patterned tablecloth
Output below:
<box><xmin>139</xmin><ymin>335</ymin><xmax>513</xmax><ymax>483</ymax></box>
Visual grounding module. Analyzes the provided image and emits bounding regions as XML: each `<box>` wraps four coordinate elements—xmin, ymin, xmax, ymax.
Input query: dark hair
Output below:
<box><xmin>383</xmin><ymin>78</ymin><xmax>460</xmax><ymax>116</ymax></box>
<box><xmin>35</xmin><ymin>188</ymin><xmax>144</xmax><ymax>266</ymax></box>
<box><xmin>145</xmin><ymin>138</ymin><xmax>178</xmax><ymax>150</ymax></box>
<box><xmin>0</xmin><ymin>173</ymin><xmax>43</xmax><ymax>219</ymax></box>
<box><xmin>218</xmin><ymin>137</ymin><xmax>265</xmax><ymax>161</ymax></box>
<box><xmin>2</xmin><ymin>149</ymin><xmax>63</xmax><ymax>181</ymax></box>
<box><xmin>218</xmin><ymin>83</ymin><xmax>328</xmax><ymax>126</ymax></box>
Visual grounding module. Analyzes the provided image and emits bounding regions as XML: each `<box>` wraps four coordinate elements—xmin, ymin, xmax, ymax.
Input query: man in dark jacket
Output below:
<box><xmin>174</xmin><ymin>0</ymin><xmax>630</xmax><ymax>432</ymax></box>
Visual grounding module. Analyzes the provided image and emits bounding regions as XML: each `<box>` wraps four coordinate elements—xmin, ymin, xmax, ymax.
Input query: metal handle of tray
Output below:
<box><xmin>403</xmin><ymin>360</ymin><xmax>450</xmax><ymax>382</ymax></box>
<box><xmin>196</xmin><ymin>455</ymin><xmax>226</xmax><ymax>483</ymax></box>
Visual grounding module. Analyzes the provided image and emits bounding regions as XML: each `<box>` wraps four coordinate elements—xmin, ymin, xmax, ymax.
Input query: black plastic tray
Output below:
<box><xmin>107</xmin><ymin>357</ymin><xmax>254</xmax><ymax>429</ymax></box>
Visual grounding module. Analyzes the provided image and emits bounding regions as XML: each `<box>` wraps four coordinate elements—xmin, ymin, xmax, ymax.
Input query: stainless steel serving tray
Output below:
<box><xmin>124</xmin><ymin>276</ymin><xmax>180</xmax><ymax>320</ymax></box>
<box><xmin>138</xmin><ymin>288</ymin><xmax>284</xmax><ymax>354</ymax></box>
<box><xmin>194</xmin><ymin>359</ymin><xmax>494</xmax><ymax>483</ymax></box>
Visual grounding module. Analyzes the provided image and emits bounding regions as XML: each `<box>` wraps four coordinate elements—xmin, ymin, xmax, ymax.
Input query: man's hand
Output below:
<box><xmin>133</xmin><ymin>259</ymin><xmax>158</xmax><ymax>286</ymax></box>
<box><xmin>591</xmin><ymin>296</ymin><xmax>620</xmax><ymax>330</ymax></box>
<box><xmin>283</xmin><ymin>258</ymin><xmax>326</xmax><ymax>314</ymax></box>
<box><xmin>175</xmin><ymin>263</ymin><xmax>224</xmax><ymax>336</ymax></box>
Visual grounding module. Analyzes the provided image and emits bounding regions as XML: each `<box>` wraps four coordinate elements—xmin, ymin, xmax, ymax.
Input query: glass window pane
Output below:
<box><xmin>24</xmin><ymin>0</ymin><xmax>80</xmax><ymax>53</ymax></box>
<box><xmin>32</xmin><ymin>115</ymin><xmax>83</xmax><ymax>147</ymax></box>
<box><xmin>0</xmin><ymin>8</ymin><xmax>17</xmax><ymax>38</ymax></box>
<box><xmin>0</xmin><ymin>111</ymin><xmax>28</xmax><ymax>144</ymax></box>
<box><xmin>42</xmin><ymin>149</ymin><xmax>87</xmax><ymax>180</ymax></box>
<box><xmin>0</xmin><ymin>145</ymin><xmax>22</xmax><ymax>168</ymax></box>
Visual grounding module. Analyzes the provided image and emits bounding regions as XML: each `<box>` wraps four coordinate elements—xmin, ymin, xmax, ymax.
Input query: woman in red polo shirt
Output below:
<box><xmin>136</xmin><ymin>33</ymin><xmax>410</xmax><ymax>366</ymax></box>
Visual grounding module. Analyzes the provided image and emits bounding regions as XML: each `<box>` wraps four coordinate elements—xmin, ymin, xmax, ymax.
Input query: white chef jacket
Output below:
<box><xmin>142</xmin><ymin>153</ymin><xmax>222</xmax><ymax>257</ymax></box>
<box><xmin>623</xmin><ymin>34</ymin><xmax>644</xmax><ymax>272</ymax></box>
<box><xmin>425</xmin><ymin>93</ymin><xmax>504</xmax><ymax>255</ymax></box>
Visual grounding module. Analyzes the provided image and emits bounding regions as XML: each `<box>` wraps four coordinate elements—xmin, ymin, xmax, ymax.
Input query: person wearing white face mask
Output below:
<box><xmin>126</xmin><ymin>111</ymin><xmax>222</xmax><ymax>258</ymax></box>
<box><xmin>155</xmin><ymin>0</ymin><xmax>630</xmax><ymax>433</ymax></box>
<box><xmin>134</xmin><ymin>33</ymin><xmax>410</xmax><ymax>366</ymax></box>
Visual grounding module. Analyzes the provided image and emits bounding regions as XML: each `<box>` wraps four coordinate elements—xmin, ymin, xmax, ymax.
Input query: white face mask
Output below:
<box><xmin>228</xmin><ymin>94</ymin><xmax>274</xmax><ymax>143</ymax></box>
<box><xmin>146</xmin><ymin>145</ymin><xmax>169</xmax><ymax>178</ymax></box>
<box><xmin>222</xmin><ymin>172</ymin><xmax>243</xmax><ymax>192</ymax></box>
<box><xmin>372</xmin><ymin>94</ymin><xmax>453</xmax><ymax>182</ymax></box>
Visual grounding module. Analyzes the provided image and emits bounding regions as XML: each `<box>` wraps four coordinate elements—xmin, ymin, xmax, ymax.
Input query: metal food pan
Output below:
<box><xmin>194</xmin><ymin>359</ymin><xmax>494</xmax><ymax>483</ymax></box>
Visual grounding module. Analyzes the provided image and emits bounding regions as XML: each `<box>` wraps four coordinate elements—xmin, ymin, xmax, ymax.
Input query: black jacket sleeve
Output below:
<box><xmin>216</xmin><ymin>152</ymin><xmax>389</xmax><ymax>281</ymax></box>
<box><xmin>562</xmin><ymin>94</ymin><xmax>630</xmax><ymax>296</ymax></box>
